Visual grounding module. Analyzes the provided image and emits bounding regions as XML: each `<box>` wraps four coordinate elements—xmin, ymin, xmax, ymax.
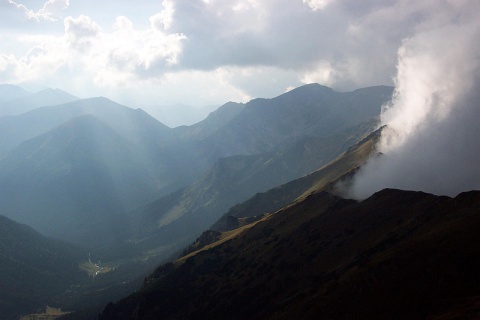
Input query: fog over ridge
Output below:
<box><xmin>348</xmin><ymin>3</ymin><xmax>480</xmax><ymax>199</ymax></box>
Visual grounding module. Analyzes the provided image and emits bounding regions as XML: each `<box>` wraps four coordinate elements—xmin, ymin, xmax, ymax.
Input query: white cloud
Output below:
<box><xmin>8</xmin><ymin>0</ymin><xmax>69</xmax><ymax>22</ymax></box>
<box><xmin>150</xmin><ymin>0</ymin><xmax>175</xmax><ymax>31</ymax></box>
<box><xmin>114</xmin><ymin>16</ymin><xmax>133</xmax><ymax>31</ymax></box>
<box><xmin>301</xmin><ymin>61</ymin><xmax>334</xmax><ymax>86</ymax></box>
<box><xmin>348</xmin><ymin>1</ymin><xmax>480</xmax><ymax>198</ymax></box>
<box><xmin>64</xmin><ymin>15</ymin><xmax>101</xmax><ymax>52</ymax></box>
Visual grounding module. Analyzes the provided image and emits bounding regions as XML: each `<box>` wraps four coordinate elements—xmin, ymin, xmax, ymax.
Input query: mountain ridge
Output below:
<box><xmin>0</xmin><ymin>87</ymin><xmax>78</xmax><ymax>116</ymax></box>
<box><xmin>99</xmin><ymin>188</ymin><xmax>480</xmax><ymax>320</ymax></box>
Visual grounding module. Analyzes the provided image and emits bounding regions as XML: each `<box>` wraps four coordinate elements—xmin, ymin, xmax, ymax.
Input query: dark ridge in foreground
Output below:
<box><xmin>0</xmin><ymin>215</ymin><xmax>86</xmax><ymax>320</ymax></box>
<box><xmin>99</xmin><ymin>189</ymin><xmax>480</xmax><ymax>320</ymax></box>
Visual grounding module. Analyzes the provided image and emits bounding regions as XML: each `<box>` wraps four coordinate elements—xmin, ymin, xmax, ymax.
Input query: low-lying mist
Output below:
<box><xmin>348</xmin><ymin>3</ymin><xmax>480</xmax><ymax>199</ymax></box>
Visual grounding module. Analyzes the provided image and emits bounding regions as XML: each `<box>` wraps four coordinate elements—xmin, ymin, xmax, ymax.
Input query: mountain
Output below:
<box><xmin>133</xmin><ymin>120</ymin><xmax>378</xmax><ymax>255</ymax></box>
<box><xmin>181</xmin><ymin>129</ymin><xmax>381</xmax><ymax>256</ymax></box>
<box><xmin>129</xmin><ymin>85</ymin><xmax>393</xmax><ymax>257</ymax></box>
<box><xmin>0</xmin><ymin>84</ymin><xmax>393</xmax><ymax>255</ymax></box>
<box><xmin>0</xmin><ymin>114</ymin><xmax>167</xmax><ymax>247</ymax></box>
<box><xmin>0</xmin><ymin>88</ymin><xmax>78</xmax><ymax>116</ymax></box>
<box><xmin>0</xmin><ymin>215</ymin><xmax>86</xmax><ymax>320</ymax></box>
<box><xmin>99</xmin><ymin>188</ymin><xmax>480</xmax><ymax>320</ymax></box>
<box><xmin>0</xmin><ymin>84</ymin><xmax>29</xmax><ymax>102</ymax></box>
<box><xmin>195</xmin><ymin>84</ymin><xmax>393</xmax><ymax>159</ymax></box>
<box><xmin>0</xmin><ymin>97</ymin><xmax>172</xmax><ymax>158</ymax></box>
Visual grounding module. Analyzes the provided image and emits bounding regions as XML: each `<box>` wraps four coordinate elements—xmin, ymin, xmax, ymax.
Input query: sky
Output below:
<box><xmin>0</xmin><ymin>0</ymin><xmax>462</xmax><ymax>108</ymax></box>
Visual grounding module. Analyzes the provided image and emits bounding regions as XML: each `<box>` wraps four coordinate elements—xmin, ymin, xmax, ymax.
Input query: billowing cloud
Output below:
<box><xmin>347</xmin><ymin>1</ymin><xmax>480</xmax><ymax>198</ymax></box>
<box><xmin>64</xmin><ymin>15</ymin><xmax>101</xmax><ymax>52</ymax></box>
<box><xmin>150</xmin><ymin>0</ymin><xmax>175</xmax><ymax>31</ymax></box>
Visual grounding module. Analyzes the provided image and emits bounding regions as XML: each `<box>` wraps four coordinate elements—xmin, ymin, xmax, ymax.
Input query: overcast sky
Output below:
<box><xmin>0</xmin><ymin>0</ymin><xmax>474</xmax><ymax>107</ymax></box>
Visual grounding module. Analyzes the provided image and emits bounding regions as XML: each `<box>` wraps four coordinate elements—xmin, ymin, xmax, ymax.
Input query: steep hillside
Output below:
<box><xmin>0</xmin><ymin>88</ymin><xmax>78</xmax><ymax>116</ymax></box>
<box><xmin>0</xmin><ymin>115</ymin><xmax>158</xmax><ymax>247</ymax></box>
<box><xmin>0</xmin><ymin>215</ymin><xmax>86</xmax><ymax>320</ymax></box>
<box><xmin>99</xmin><ymin>189</ymin><xmax>480</xmax><ymax>320</ymax></box>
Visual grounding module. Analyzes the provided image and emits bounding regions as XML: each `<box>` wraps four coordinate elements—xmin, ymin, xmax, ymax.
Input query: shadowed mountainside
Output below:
<box><xmin>99</xmin><ymin>188</ymin><xmax>480</xmax><ymax>320</ymax></box>
<box><xmin>0</xmin><ymin>215</ymin><xmax>86</xmax><ymax>320</ymax></box>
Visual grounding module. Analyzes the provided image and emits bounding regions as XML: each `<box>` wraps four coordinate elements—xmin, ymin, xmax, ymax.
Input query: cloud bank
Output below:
<box><xmin>1</xmin><ymin>0</ymin><xmax>479</xmax><ymax>107</ymax></box>
<box><xmin>348</xmin><ymin>1</ymin><xmax>480</xmax><ymax>198</ymax></box>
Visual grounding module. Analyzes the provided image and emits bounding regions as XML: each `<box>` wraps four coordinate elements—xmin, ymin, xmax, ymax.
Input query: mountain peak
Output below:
<box><xmin>0</xmin><ymin>84</ymin><xmax>30</xmax><ymax>102</ymax></box>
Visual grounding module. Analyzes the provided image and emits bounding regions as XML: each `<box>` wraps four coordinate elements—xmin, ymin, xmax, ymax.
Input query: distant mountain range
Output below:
<box><xmin>0</xmin><ymin>83</ymin><xmax>393</xmax><ymax>251</ymax></box>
